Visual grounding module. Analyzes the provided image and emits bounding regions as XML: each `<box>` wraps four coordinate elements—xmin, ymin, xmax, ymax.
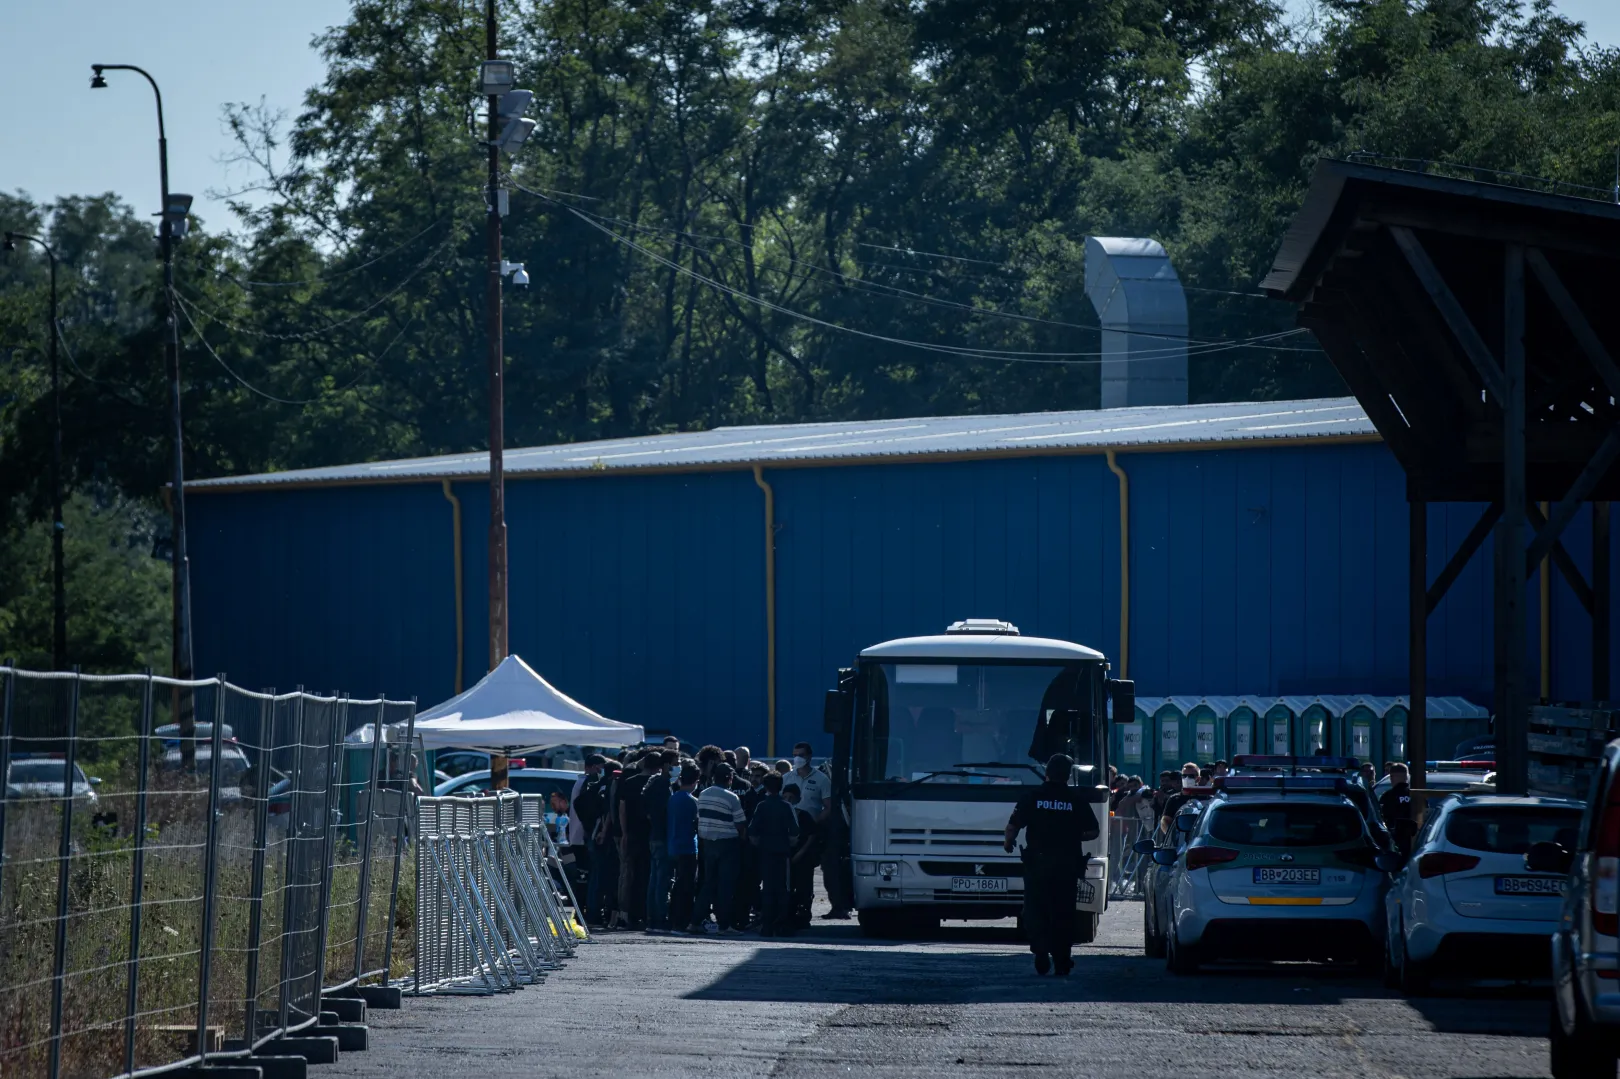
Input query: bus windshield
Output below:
<box><xmin>854</xmin><ymin>661</ymin><xmax>1098</xmax><ymax>787</ymax></box>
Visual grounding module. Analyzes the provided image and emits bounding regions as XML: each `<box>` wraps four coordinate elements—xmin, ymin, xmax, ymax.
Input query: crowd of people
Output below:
<box><xmin>1104</xmin><ymin>757</ymin><xmax>1420</xmax><ymax>853</ymax></box>
<box><xmin>563</xmin><ymin>736</ymin><xmax>851</xmax><ymax>936</ymax></box>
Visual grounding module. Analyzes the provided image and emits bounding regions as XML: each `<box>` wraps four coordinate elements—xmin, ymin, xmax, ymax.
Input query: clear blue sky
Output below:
<box><xmin>3</xmin><ymin>0</ymin><xmax>1618</xmax><ymax>233</ymax></box>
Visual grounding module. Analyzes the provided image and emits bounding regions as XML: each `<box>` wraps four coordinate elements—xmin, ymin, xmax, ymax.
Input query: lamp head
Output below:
<box><xmin>90</xmin><ymin>65</ymin><xmax>107</xmax><ymax>89</ymax></box>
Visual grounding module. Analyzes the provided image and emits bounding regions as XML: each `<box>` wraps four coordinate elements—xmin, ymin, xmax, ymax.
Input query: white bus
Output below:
<box><xmin>823</xmin><ymin>619</ymin><xmax>1133</xmax><ymax>940</ymax></box>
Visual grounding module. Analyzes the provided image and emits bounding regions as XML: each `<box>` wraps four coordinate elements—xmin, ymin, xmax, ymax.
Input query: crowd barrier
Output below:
<box><xmin>1107</xmin><ymin>814</ymin><xmax>1151</xmax><ymax>900</ymax></box>
<box><xmin>0</xmin><ymin>667</ymin><xmax>415</xmax><ymax>1079</ymax></box>
<box><xmin>411</xmin><ymin>791</ymin><xmax>585</xmax><ymax>996</ymax></box>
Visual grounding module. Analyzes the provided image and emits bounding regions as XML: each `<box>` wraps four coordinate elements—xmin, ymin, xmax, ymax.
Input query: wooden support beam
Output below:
<box><xmin>1389</xmin><ymin>225</ymin><xmax>1508</xmax><ymax>404</ymax></box>
<box><xmin>1525</xmin><ymin>501</ymin><xmax>1596</xmax><ymax>616</ymax></box>
<box><xmin>1597</xmin><ymin>502</ymin><xmax>1612</xmax><ymax>702</ymax></box>
<box><xmin>1497</xmin><ymin>243</ymin><xmax>1529</xmax><ymax>795</ymax></box>
<box><xmin>1410</xmin><ymin>499</ymin><xmax>1428</xmax><ymax>773</ymax></box>
<box><xmin>1525</xmin><ymin>247</ymin><xmax>1620</xmax><ymax>401</ymax></box>
<box><xmin>1427</xmin><ymin>502</ymin><xmax>1503</xmax><ymax>613</ymax></box>
<box><xmin>1526</xmin><ymin>427</ymin><xmax>1620</xmax><ymax>571</ymax></box>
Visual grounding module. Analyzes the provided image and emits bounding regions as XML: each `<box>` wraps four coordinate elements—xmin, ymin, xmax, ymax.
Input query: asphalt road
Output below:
<box><xmin>331</xmin><ymin>902</ymin><xmax>1554</xmax><ymax>1079</ymax></box>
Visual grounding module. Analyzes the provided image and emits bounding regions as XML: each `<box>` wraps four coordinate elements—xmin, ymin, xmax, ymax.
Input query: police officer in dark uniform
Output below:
<box><xmin>1378</xmin><ymin>762</ymin><xmax>1419</xmax><ymax>857</ymax></box>
<box><xmin>1003</xmin><ymin>753</ymin><xmax>1099</xmax><ymax>976</ymax></box>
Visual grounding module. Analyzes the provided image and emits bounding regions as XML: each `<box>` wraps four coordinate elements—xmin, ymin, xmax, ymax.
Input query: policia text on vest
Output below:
<box><xmin>1003</xmin><ymin>754</ymin><xmax>1100</xmax><ymax>976</ymax></box>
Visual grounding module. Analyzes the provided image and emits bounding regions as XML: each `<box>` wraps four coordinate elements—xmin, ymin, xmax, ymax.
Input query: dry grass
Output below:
<box><xmin>0</xmin><ymin>786</ymin><xmax>413</xmax><ymax>1079</ymax></box>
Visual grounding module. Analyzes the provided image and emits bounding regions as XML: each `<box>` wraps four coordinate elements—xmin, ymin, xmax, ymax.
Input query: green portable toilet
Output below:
<box><xmin>1224</xmin><ymin>698</ymin><xmax>1264</xmax><ymax>760</ymax></box>
<box><xmin>1153</xmin><ymin>699</ymin><xmax>1191</xmax><ymax>775</ymax></box>
<box><xmin>1297</xmin><ymin>701</ymin><xmax>1332</xmax><ymax>756</ymax></box>
<box><xmin>1187</xmin><ymin>701</ymin><xmax>1220</xmax><ymax>765</ymax></box>
<box><xmin>1130</xmin><ymin>698</ymin><xmax>1164</xmax><ymax>775</ymax></box>
<box><xmin>1342</xmin><ymin>698</ymin><xmax>1389</xmax><ymax>767</ymax></box>
<box><xmin>1114</xmin><ymin>696</ymin><xmax>1148</xmax><ymax>773</ymax></box>
<box><xmin>1383</xmin><ymin>700</ymin><xmax>1410</xmax><ymax>768</ymax></box>
<box><xmin>1312</xmin><ymin>696</ymin><xmax>1360</xmax><ymax>760</ymax></box>
<box><xmin>1264</xmin><ymin>700</ymin><xmax>1298</xmax><ymax>758</ymax></box>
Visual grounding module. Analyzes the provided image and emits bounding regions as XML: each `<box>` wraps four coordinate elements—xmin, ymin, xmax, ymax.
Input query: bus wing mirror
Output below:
<box><xmin>1107</xmin><ymin>678</ymin><xmax>1135</xmax><ymax>723</ymax></box>
<box><xmin>824</xmin><ymin>689</ymin><xmax>850</xmax><ymax>735</ymax></box>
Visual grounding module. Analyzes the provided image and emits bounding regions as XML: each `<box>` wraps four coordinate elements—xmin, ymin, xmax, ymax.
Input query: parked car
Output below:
<box><xmin>433</xmin><ymin>767</ymin><xmax>579</xmax><ymax>804</ymax></box>
<box><xmin>432</xmin><ymin>749</ymin><xmax>493</xmax><ymax>778</ymax></box>
<box><xmin>1163</xmin><ymin>775</ymin><xmax>1397</xmax><ymax>973</ymax></box>
<box><xmin>4</xmin><ymin>757</ymin><xmax>101</xmax><ymax>806</ymax></box>
<box><xmin>1539</xmin><ymin>737</ymin><xmax>1620</xmax><ymax>1079</ymax></box>
<box><xmin>1383</xmin><ymin>793</ymin><xmax>1584</xmax><ymax>994</ymax></box>
<box><xmin>1139</xmin><ymin>792</ymin><xmax>1213</xmax><ymax>958</ymax></box>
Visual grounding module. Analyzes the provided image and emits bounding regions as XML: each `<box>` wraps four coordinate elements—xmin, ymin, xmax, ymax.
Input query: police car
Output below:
<box><xmin>1162</xmin><ymin>766</ymin><xmax>1397</xmax><ymax>973</ymax></box>
<box><xmin>1383</xmin><ymin>793</ymin><xmax>1584</xmax><ymax>994</ymax></box>
<box><xmin>1137</xmin><ymin>788</ymin><xmax>1215</xmax><ymax>958</ymax></box>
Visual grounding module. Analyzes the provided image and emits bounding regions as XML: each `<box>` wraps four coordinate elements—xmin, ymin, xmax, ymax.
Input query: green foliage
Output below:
<box><xmin>3</xmin><ymin>0</ymin><xmax>1620</xmax><ymax>668</ymax></box>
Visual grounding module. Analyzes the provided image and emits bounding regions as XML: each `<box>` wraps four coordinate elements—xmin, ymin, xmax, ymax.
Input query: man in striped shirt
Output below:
<box><xmin>688</xmin><ymin>763</ymin><xmax>747</xmax><ymax>934</ymax></box>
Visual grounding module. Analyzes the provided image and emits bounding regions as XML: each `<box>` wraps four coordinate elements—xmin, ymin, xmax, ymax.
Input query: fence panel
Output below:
<box><xmin>281</xmin><ymin>694</ymin><xmax>338</xmax><ymax>1035</ymax></box>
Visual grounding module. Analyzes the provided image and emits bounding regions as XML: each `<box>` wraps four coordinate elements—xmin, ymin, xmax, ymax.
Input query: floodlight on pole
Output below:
<box><xmin>494</xmin><ymin>116</ymin><xmax>535</xmax><ymax>153</ymax></box>
<box><xmin>478</xmin><ymin>59</ymin><xmax>516</xmax><ymax>96</ymax></box>
<box><xmin>497</xmin><ymin>89</ymin><xmax>532</xmax><ymax>118</ymax></box>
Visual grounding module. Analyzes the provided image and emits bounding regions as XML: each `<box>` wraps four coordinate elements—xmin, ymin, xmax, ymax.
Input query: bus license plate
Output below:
<box><xmin>1495</xmin><ymin>876</ymin><xmax>1564</xmax><ymax>895</ymax></box>
<box><xmin>951</xmin><ymin>876</ymin><xmax>1009</xmax><ymax>893</ymax></box>
<box><xmin>1253</xmin><ymin>867</ymin><xmax>1319</xmax><ymax>884</ymax></box>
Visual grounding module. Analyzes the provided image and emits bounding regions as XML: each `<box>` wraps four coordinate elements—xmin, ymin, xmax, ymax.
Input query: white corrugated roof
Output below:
<box><xmin>188</xmin><ymin>396</ymin><xmax>1375</xmax><ymax>490</ymax></box>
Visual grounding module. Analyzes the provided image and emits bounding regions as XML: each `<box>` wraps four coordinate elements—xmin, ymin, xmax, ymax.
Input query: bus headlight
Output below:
<box><xmin>856</xmin><ymin>861</ymin><xmax>876</xmax><ymax>876</ymax></box>
<box><xmin>1084</xmin><ymin>860</ymin><xmax>1106</xmax><ymax>879</ymax></box>
<box><xmin>879</xmin><ymin>861</ymin><xmax>899</xmax><ymax>879</ymax></box>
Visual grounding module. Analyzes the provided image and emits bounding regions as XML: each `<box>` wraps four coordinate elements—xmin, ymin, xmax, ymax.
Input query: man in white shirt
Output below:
<box><xmin>781</xmin><ymin>740</ymin><xmax>849</xmax><ymax>919</ymax></box>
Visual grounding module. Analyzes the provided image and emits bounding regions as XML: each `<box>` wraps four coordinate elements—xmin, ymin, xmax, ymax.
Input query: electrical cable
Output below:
<box><xmin>520</xmin><ymin>183</ymin><xmax>1314</xmax><ymax>348</ymax></box>
<box><xmin>218</xmin><ymin>216</ymin><xmax>452</xmax><ymax>289</ymax></box>
<box><xmin>177</xmin><ymin>231</ymin><xmax>456</xmax><ymax>342</ymax></box>
<box><xmin>515</xmin><ymin>182</ymin><xmax>1313</xmax><ymax>365</ymax></box>
<box><xmin>173</xmin><ymin>289</ymin><xmax>418</xmax><ymax>406</ymax></box>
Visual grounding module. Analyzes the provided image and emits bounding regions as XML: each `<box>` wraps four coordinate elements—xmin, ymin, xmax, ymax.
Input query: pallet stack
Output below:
<box><xmin>1527</xmin><ymin>705</ymin><xmax>1618</xmax><ymax>799</ymax></box>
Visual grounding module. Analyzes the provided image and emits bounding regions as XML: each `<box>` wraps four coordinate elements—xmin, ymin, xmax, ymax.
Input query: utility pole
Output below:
<box><xmin>486</xmin><ymin>0</ymin><xmax>511</xmax><ymax>790</ymax></box>
<box><xmin>2</xmin><ymin>233</ymin><xmax>66</xmax><ymax>669</ymax></box>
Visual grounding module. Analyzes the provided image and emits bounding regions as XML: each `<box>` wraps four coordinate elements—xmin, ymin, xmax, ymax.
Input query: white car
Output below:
<box><xmin>1383</xmin><ymin>793</ymin><xmax>1584</xmax><ymax>994</ymax></box>
<box><xmin>1164</xmin><ymin>778</ymin><xmax>1394</xmax><ymax>973</ymax></box>
<box><xmin>4</xmin><ymin>758</ymin><xmax>100</xmax><ymax>807</ymax></box>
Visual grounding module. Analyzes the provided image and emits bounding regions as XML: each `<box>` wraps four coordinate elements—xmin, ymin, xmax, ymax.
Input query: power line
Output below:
<box><xmin>178</xmin><ymin>232</ymin><xmax>456</xmax><ymax>342</ymax></box>
<box><xmin>517</xmin><ymin>184</ymin><xmax>1318</xmax><ymax>352</ymax></box>
<box><xmin>173</xmin><ymin>289</ymin><xmax>419</xmax><ymax>406</ymax></box>
<box><xmin>517</xmin><ymin>183</ymin><xmax>1313</xmax><ymax>365</ymax></box>
<box><xmin>219</xmin><ymin>216</ymin><xmax>453</xmax><ymax>290</ymax></box>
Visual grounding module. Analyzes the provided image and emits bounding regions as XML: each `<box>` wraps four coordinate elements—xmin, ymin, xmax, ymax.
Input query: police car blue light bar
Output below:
<box><xmin>1215</xmin><ymin>775</ymin><xmax>1347</xmax><ymax>793</ymax></box>
<box><xmin>1230</xmin><ymin>754</ymin><xmax>1360</xmax><ymax>773</ymax></box>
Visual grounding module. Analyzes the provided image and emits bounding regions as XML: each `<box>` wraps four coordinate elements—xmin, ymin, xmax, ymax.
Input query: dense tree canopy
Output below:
<box><xmin>3</xmin><ymin>0</ymin><xmax>1619</xmax><ymax>668</ymax></box>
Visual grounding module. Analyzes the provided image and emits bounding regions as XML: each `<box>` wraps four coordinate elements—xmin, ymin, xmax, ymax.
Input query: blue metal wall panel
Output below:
<box><xmin>189</xmin><ymin>439</ymin><xmax>1613</xmax><ymax>755</ymax></box>
<box><xmin>189</xmin><ymin>483</ymin><xmax>457</xmax><ymax>703</ymax></box>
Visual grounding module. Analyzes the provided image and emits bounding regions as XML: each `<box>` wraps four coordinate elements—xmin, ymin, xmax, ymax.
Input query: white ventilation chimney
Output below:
<box><xmin>1084</xmin><ymin>237</ymin><xmax>1188</xmax><ymax>408</ymax></box>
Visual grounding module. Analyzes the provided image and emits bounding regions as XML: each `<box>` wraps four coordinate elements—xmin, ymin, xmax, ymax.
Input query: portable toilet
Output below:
<box><xmin>1113</xmin><ymin>697</ymin><xmax>1148</xmax><ymax>774</ymax></box>
<box><xmin>1340</xmin><ymin>699</ymin><xmax>1384</xmax><ymax>766</ymax></box>
<box><xmin>1263</xmin><ymin>700</ymin><xmax>1299</xmax><ymax>757</ymax></box>
<box><xmin>1311</xmin><ymin>695</ymin><xmax>1360</xmax><ymax>760</ymax></box>
<box><xmin>1131</xmin><ymin>697</ymin><xmax>1165</xmax><ymax>775</ymax></box>
<box><xmin>1383</xmin><ymin>700</ymin><xmax>1410</xmax><ymax>767</ymax></box>
<box><xmin>1153</xmin><ymin>699</ymin><xmax>1191</xmax><ymax>774</ymax></box>
<box><xmin>1297</xmin><ymin>701</ymin><xmax>1334</xmax><ymax>757</ymax></box>
<box><xmin>1217</xmin><ymin>697</ymin><xmax>1266</xmax><ymax>760</ymax></box>
<box><xmin>1187</xmin><ymin>701</ymin><xmax>1221</xmax><ymax>765</ymax></box>
<box><xmin>1429</xmin><ymin>697</ymin><xmax>1492</xmax><ymax>761</ymax></box>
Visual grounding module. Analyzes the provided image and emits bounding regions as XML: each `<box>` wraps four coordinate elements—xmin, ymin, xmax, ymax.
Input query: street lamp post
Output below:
<box><xmin>91</xmin><ymin>63</ymin><xmax>197</xmax><ymax>761</ymax></box>
<box><xmin>2</xmin><ymin>232</ymin><xmax>67</xmax><ymax>669</ymax></box>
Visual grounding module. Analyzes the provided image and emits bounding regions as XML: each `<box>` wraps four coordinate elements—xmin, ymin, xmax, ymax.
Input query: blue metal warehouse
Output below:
<box><xmin>186</xmin><ymin>396</ymin><xmax>1613</xmax><ymax>754</ymax></box>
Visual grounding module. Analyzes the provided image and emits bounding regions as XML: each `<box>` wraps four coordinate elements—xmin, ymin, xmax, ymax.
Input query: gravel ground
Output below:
<box><xmin>326</xmin><ymin>899</ymin><xmax>1554</xmax><ymax>1079</ymax></box>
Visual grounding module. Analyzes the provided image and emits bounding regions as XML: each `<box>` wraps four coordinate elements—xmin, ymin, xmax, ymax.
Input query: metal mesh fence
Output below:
<box><xmin>0</xmin><ymin>668</ymin><xmax>416</xmax><ymax>1079</ymax></box>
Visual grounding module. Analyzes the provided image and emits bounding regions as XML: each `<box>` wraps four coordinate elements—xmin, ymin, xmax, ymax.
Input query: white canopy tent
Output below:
<box><xmin>411</xmin><ymin>654</ymin><xmax>644</xmax><ymax>753</ymax></box>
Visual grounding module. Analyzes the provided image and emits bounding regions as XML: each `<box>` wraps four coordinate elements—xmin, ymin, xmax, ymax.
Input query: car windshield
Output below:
<box><xmin>1445</xmin><ymin>806</ymin><xmax>1582</xmax><ymax>854</ymax></box>
<box><xmin>7</xmin><ymin>760</ymin><xmax>83</xmax><ymax>784</ymax></box>
<box><xmin>1207</xmin><ymin>803</ymin><xmax>1364</xmax><ymax>847</ymax></box>
<box><xmin>855</xmin><ymin>661</ymin><xmax>1098</xmax><ymax>785</ymax></box>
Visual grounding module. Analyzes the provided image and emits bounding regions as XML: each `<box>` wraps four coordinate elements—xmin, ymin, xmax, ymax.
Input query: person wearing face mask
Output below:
<box><xmin>781</xmin><ymin>740</ymin><xmax>847</xmax><ymax>920</ymax></box>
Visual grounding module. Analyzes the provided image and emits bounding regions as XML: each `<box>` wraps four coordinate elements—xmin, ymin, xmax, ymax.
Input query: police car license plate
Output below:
<box><xmin>1495</xmin><ymin>876</ymin><xmax>1564</xmax><ymax>895</ymax></box>
<box><xmin>1253</xmin><ymin>867</ymin><xmax>1319</xmax><ymax>884</ymax></box>
<box><xmin>951</xmin><ymin>876</ymin><xmax>1009</xmax><ymax>893</ymax></box>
